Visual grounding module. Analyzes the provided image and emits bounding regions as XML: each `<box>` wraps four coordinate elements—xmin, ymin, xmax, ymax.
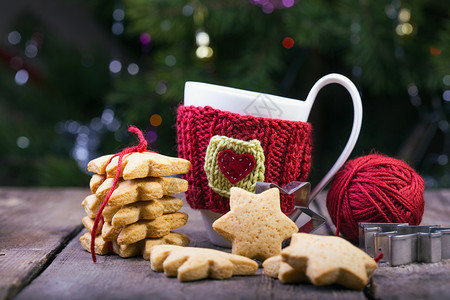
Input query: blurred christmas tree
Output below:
<box><xmin>0</xmin><ymin>0</ymin><xmax>449</xmax><ymax>187</ymax></box>
<box><xmin>0</xmin><ymin>0</ymin><xmax>117</xmax><ymax>186</ymax></box>
<box><xmin>114</xmin><ymin>0</ymin><xmax>450</xmax><ymax>187</ymax></box>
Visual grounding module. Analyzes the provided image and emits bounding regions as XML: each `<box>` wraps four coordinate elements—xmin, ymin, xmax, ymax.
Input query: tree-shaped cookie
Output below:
<box><xmin>150</xmin><ymin>245</ymin><xmax>258</xmax><ymax>281</ymax></box>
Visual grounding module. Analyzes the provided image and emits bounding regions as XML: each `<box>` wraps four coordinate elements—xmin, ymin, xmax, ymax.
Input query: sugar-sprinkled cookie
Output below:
<box><xmin>212</xmin><ymin>187</ymin><xmax>298</xmax><ymax>262</ymax></box>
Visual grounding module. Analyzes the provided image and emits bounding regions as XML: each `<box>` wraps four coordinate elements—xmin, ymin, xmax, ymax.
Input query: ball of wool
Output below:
<box><xmin>326</xmin><ymin>153</ymin><xmax>425</xmax><ymax>242</ymax></box>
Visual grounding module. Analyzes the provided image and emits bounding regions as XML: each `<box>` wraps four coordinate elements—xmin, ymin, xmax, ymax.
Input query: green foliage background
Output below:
<box><xmin>0</xmin><ymin>0</ymin><xmax>449</xmax><ymax>187</ymax></box>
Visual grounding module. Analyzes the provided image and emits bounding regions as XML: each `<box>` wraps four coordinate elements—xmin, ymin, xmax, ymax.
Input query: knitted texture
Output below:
<box><xmin>177</xmin><ymin>105</ymin><xmax>313</xmax><ymax>215</ymax></box>
<box><xmin>204</xmin><ymin>136</ymin><xmax>265</xmax><ymax>197</ymax></box>
<box><xmin>326</xmin><ymin>153</ymin><xmax>425</xmax><ymax>242</ymax></box>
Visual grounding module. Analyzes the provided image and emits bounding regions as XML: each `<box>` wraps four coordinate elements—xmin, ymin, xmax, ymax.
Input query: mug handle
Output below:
<box><xmin>304</xmin><ymin>73</ymin><xmax>363</xmax><ymax>202</ymax></box>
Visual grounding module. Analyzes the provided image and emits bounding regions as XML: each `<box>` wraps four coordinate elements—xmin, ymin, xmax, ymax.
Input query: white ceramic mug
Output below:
<box><xmin>183</xmin><ymin>73</ymin><xmax>362</xmax><ymax>247</ymax></box>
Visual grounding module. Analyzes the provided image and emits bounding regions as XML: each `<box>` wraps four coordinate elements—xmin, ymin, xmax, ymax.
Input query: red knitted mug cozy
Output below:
<box><xmin>176</xmin><ymin>105</ymin><xmax>313</xmax><ymax>215</ymax></box>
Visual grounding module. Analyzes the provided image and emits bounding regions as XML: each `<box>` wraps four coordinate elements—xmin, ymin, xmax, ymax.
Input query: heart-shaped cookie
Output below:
<box><xmin>217</xmin><ymin>150</ymin><xmax>255</xmax><ymax>184</ymax></box>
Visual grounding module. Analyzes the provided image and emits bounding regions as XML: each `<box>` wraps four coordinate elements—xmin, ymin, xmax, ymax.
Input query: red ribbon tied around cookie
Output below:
<box><xmin>217</xmin><ymin>149</ymin><xmax>255</xmax><ymax>184</ymax></box>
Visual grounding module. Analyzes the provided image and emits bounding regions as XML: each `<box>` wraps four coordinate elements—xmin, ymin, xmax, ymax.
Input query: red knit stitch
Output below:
<box><xmin>176</xmin><ymin>105</ymin><xmax>313</xmax><ymax>215</ymax></box>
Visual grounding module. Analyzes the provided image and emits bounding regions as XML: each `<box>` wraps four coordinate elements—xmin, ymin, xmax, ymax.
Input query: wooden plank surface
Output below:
<box><xmin>368</xmin><ymin>190</ymin><xmax>450</xmax><ymax>300</ymax></box>
<box><xmin>15</xmin><ymin>194</ymin><xmax>365</xmax><ymax>300</ymax></box>
<box><xmin>3</xmin><ymin>188</ymin><xmax>450</xmax><ymax>300</ymax></box>
<box><xmin>15</xmin><ymin>230</ymin><xmax>366</xmax><ymax>300</ymax></box>
<box><xmin>422</xmin><ymin>189</ymin><xmax>450</xmax><ymax>226</ymax></box>
<box><xmin>0</xmin><ymin>188</ymin><xmax>88</xmax><ymax>300</ymax></box>
<box><xmin>313</xmin><ymin>190</ymin><xmax>450</xmax><ymax>299</ymax></box>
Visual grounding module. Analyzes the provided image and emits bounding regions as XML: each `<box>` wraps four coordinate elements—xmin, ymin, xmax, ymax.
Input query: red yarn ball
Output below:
<box><xmin>326</xmin><ymin>153</ymin><xmax>425</xmax><ymax>242</ymax></box>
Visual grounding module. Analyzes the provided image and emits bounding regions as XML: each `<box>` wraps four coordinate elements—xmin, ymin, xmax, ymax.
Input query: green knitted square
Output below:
<box><xmin>204</xmin><ymin>135</ymin><xmax>265</xmax><ymax>198</ymax></box>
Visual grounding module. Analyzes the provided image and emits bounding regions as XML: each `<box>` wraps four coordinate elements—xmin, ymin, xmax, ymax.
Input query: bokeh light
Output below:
<box><xmin>182</xmin><ymin>4</ymin><xmax>194</xmax><ymax>16</ymax></box>
<box><xmin>430</xmin><ymin>47</ymin><xmax>442</xmax><ymax>56</ymax></box>
<box><xmin>109</xmin><ymin>60</ymin><xmax>122</xmax><ymax>73</ymax></box>
<box><xmin>102</xmin><ymin>108</ymin><xmax>115</xmax><ymax>125</ymax></box>
<box><xmin>398</xmin><ymin>8</ymin><xmax>411</xmax><ymax>22</ymax></box>
<box><xmin>112</xmin><ymin>22</ymin><xmax>124</xmax><ymax>35</ymax></box>
<box><xmin>437</xmin><ymin>154</ymin><xmax>449</xmax><ymax>166</ymax></box>
<box><xmin>439</xmin><ymin>120</ymin><xmax>449</xmax><ymax>132</ymax></box>
<box><xmin>113</xmin><ymin>8</ymin><xmax>125</xmax><ymax>21</ymax></box>
<box><xmin>262</xmin><ymin>2</ymin><xmax>274</xmax><ymax>14</ymax></box>
<box><xmin>73</xmin><ymin>147</ymin><xmax>88</xmax><ymax>161</ymax></box>
<box><xmin>140</xmin><ymin>33</ymin><xmax>151</xmax><ymax>45</ymax></box>
<box><xmin>196</xmin><ymin>31</ymin><xmax>210</xmax><ymax>46</ymax></box>
<box><xmin>90</xmin><ymin>117</ymin><xmax>102</xmax><ymax>131</ymax></box>
<box><xmin>385</xmin><ymin>5</ymin><xmax>397</xmax><ymax>19</ymax></box>
<box><xmin>25</xmin><ymin>43</ymin><xmax>38</xmax><ymax>58</ymax></box>
<box><xmin>155</xmin><ymin>81</ymin><xmax>168</xmax><ymax>95</ymax></box>
<box><xmin>408</xmin><ymin>85</ymin><xmax>418</xmax><ymax>97</ymax></box>
<box><xmin>443</xmin><ymin>90</ymin><xmax>450</xmax><ymax>102</ymax></box>
<box><xmin>351</xmin><ymin>22</ymin><xmax>361</xmax><ymax>33</ymax></box>
<box><xmin>150</xmin><ymin>114</ymin><xmax>163</xmax><ymax>126</ymax></box>
<box><xmin>15</xmin><ymin>69</ymin><xmax>29</xmax><ymax>85</ymax></box>
<box><xmin>127</xmin><ymin>63</ymin><xmax>139</xmax><ymax>75</ymax></box>
<box><xmin>160</xmin><ymin>20</ymin><xmax>171</xmax><ymax>31</ymax></box>
<box><xmin>282</xmin><ymin>37</ymin><xmax>294</xmax><ymax>49</ymax></box>
<box><xmin>443</xmin><ymin>75</ymin><xmax>450</xmax><ymax>86</ymax></box>
<box><xmin>396</xmin><ymin>23</ymin><xmax>413</xmax><ymax>36</ymax></box>
<box><xmin>17</xmin><ymin>136</ymin><xmax>30</xmax><ymax>149</ymax></box>
<box><xmin>250</xmin><ymin>0</ymin><xmax>297</xmax><ymax>13</ymax></box>
<box><xmin>8</xmin><ymin>31</ymin><xmax>21</xmax><ymax>45</ymax></box>
<box><xmin>196</xmin><ymin>46</ymin><xmax>213</xmax><ymax>59</ymax></box>
<box><xmin>282</xmin><ymin>0</ymin><xmax>295</xmax><ymax>8</ymax></box>
<box><xmin>146</xmin><ymin>130</ymin><xmax>158</xmax><ymax>143</ymax></box>
<box><xmin>165</xmin><ymin>55</ymin><xmax>176</xmax><ymax>67</ymax></box>
<box><xmin>395</xmin><ymin>8</ymin><xmax>413</xmax><ymax>36</ymax></box>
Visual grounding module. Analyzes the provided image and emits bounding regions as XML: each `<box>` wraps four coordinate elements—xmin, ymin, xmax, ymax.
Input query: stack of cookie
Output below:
<box><xmin>79</xmin><ymin>152</ymin><xmax>192</xmax><ymax>260</ymax></box>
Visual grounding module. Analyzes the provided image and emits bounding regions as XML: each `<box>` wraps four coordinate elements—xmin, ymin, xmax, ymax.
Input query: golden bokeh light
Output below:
<box><xmin>150</xmin><ymin>114</ymin><xmax>162</xmax><ymax>126</ymax></box>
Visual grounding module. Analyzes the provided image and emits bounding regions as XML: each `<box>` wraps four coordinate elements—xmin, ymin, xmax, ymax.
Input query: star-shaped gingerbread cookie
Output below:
<box><xmin>212</xmin><ymin>187</ymin><xmax>298</xmax><ymax>262</ymax></box>
<box><xmin>88</xmin><ymin>152</ymin><xmax>191</xmax><ymax>180</ymax></box>
<box><xmin>279</xmin><ymin>233</ymin><xmax>378</xmax><ymax>290</ymax></box>
<box><xmin>93</xmin><ymin>176</ymin><xmax>187</xmax><ymax>206</ymax></box>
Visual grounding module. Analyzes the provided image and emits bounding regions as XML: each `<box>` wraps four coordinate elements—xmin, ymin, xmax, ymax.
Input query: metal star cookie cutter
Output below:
<box><xmin>255</xmin><ymin>181</ymin><xmax>326</xmax><ymax>233</ymax></box>
<box><xmin>359</xmin><ymin>222</ymin><xmax>450</xmax><ymax>266</ymax></box>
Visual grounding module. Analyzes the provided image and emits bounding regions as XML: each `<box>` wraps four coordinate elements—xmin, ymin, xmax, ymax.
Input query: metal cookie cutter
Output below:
<box><xmin>359</xmin><ymin>223</ymin><xmax>450</xmax><ymax>266</ymax></box>
<box><xmin>255</xmin><ymin>181</ymin><xmax>326</xmax><ymax>233</ymax></box>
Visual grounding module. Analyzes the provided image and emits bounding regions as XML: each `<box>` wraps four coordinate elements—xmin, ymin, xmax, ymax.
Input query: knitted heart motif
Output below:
<box><xmin>217</xmin><ymin>150</ymin><xmax>256</xmax><ymax>184</ymax></box>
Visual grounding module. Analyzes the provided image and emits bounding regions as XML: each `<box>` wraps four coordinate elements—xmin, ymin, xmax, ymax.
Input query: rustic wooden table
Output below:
<box><xmin>1</xmin><ymin>187</ymin><xmax>449</xmax><ymax>300</ymax></box>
